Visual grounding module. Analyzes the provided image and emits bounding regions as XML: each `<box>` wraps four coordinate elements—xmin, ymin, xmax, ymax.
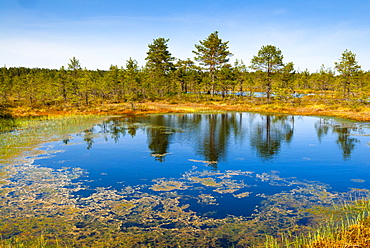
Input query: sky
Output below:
<box><xmin>1</xmin><ymin>0</ymin><xmax>370</xmax><ymax>72</ymax></box>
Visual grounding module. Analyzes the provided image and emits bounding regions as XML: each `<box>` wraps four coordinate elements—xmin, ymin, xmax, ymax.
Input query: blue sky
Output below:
<box><xmin>1</xmin><ymin>0</ymin><xmax>370</xmax><ymax>72</ymax></box>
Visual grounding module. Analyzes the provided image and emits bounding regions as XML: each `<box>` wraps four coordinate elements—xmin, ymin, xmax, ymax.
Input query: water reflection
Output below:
<box><xmin>195</xmin><ymin>114</ymin><xmax>242</xmax><ymax>168</ymax></box>
<box><xmin>3</xmin><ymin>113</ymin><xmax>370</xmax><ymax>247</ymax></box>
<box><xmin>146</xmin><ymin>115</ymin><xmax>174</xmax><ymax>162</ymax></box>
<box><xmin>77</xmin><ymin>113</ymin><xmax>364</xmax><ymax>163</ymax></box>
<box><xmin>249</xmin><ymin>115</ymin><xmax>294</xmax><ymax>160</ymax></box>
<box><xmin>314</xmin><ymin>119</ymin><xmax>363</xmax><ymax>159</ymax></box>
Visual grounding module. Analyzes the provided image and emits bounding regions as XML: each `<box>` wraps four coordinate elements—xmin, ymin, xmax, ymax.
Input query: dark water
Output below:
<box><xmin>37</xmin><ymin>113</ymin><xmax>370</xmax><ymax>218</ymax></box>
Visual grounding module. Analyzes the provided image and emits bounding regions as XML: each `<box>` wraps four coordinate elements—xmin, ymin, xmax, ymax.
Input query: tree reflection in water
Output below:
<box><xmin>194</xmin><ymin>114</ymin><xmax>241</xmax><ymax>168</ymax></box>
<box><xmin>249</xmin><ymin>114</ymin><xmax>294</xmax><ymax>160</ymax></box>
<box><xmin>315</xmin><ymin>118</ymin><xmax>362</xmax><ymax>160</ymax></box>
<box><xmin>146</xmin><ymin>115</ymin><xmax>173</xmax><ymax>162</ymax></box>
<box><xmin>79</xmin><ymin>113</ymin><xmax>362</xmax><ymax>163</ymax></box>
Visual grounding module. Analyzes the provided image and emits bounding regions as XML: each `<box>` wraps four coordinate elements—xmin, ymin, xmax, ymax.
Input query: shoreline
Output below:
<box><xmin>8</xmin><ymin>101</ymin><xmax>370</xmax><ymax>122</ymax></box>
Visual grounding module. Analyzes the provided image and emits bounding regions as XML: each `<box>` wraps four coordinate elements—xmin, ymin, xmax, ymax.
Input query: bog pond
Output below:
<box><xmin>1</xmin><ymin>112</ymin><xmax>370</xmax><ymax>247</ymax></box>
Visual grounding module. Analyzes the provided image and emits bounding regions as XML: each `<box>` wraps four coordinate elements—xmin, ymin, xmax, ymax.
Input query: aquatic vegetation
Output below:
<box><xmin>189</xmin><ymin>176</ymin><xmax>221</xmax><ymax>187</ymax></box>
<box><xmin>233</xmin><ymin>192</ymin><xmax>252</xmax><ymax>198</ymax></box>
<box><xmin>198</xmin><ymin>194</ymin><xmax>218</xmax><ymax>205</ymax></box>
<box><xmin>0</xmin><ymin>150</ymin><xmax>347</xmax><ymax>247</ymax></box>
<box><xmin>150</xmin><ymin>179</ymin><xmax>188</xmax><ymax>191</ymax></box>
<box><xmin>185</xmin><ymin>170</ymin><xmax>253</xmax><ymax>195</ymax></box>
<box><xmin>0</xmin><ymin>118</ymin><xmax>19</xmax><ymax>133</ymax></box>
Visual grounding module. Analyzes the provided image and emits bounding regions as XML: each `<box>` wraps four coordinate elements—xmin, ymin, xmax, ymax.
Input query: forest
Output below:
<box><xmin>1</xmin><ymin>31</ymin><xmax>369</xmax><ymax>114</ymax></box>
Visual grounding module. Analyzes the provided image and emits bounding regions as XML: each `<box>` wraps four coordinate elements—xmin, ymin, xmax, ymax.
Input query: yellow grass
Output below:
<box><xmin>7</xmin><ymin>100</ymin><xmax>370</xmax><ymax>122</ymax></box>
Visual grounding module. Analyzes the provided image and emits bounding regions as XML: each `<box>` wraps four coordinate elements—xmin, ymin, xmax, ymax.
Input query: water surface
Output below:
<box><xmin>4</xmin><ymin>112</ymin><xmax>370</xmax><ymax>246</ymax></box>
<box><xmin>37</xmin><ymin>113</ymin><xmax>370</xmax><ymax>217</ymax></box>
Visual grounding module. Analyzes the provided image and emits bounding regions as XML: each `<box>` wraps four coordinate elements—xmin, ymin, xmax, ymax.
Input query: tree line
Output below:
<box><xmin>0</xmin><ymin>31</ymin><xmax>369</xmax><ymax>109</ymax></box>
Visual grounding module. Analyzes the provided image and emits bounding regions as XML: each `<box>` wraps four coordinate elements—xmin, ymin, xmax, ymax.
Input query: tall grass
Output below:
<box><xmin>264</xmin><ymin>197</ymin><xmax>370</xmax><ymax>247</ymax></box>
<box><xmin>0</xmin><ymin>118</ymin><xmax>17</xmax><ymax>133</ymax></box>
<box><xmin>0</xmin><ymin>235</ymin><xmax>53</xmax><ymax>248</ymax></box>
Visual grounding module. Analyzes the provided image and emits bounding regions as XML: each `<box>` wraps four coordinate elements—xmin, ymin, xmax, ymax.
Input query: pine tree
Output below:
<box><xmin>145</xmin><ymin>38</ymin><xmax>175</xmax><ymax>97</ymax></box>
<box><xmin>250</xmin><ymin>45</ymin><xmax>284</xmax><ymax>101</ymax></box>
<box><xmin>193</xmin><ymin>31</ymin><xmax>233</xmax><ymax>95</ymax></box>
<box><xmin>125</xmin><ymin>58</ymin><xmax>141</xmax><ymax>100</ymax></box>
<box><xmin>67</xmin><ymin>57</ymin><xmax>82</xmax><ymax>105</ymax></box>
<box><xmin>334</xmin><ymin>49</ymin><xmax>361</xmax><ymax>98</ymax></box>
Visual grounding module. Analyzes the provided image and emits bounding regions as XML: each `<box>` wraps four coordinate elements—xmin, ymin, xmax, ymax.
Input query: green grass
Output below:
<box><xmin>0</xmin><ymin>235</ymin><xmax>60</xmax><ymax>248</ymax></box>
<box><xmin>264</xmin><ymin>196</ymin><xmax>370</xmax><ymax>247</ymax></box>
<box><xmin>0</xmin><ymin>115</ymin><xmax>108</xmax><ymax>165</ymax></box>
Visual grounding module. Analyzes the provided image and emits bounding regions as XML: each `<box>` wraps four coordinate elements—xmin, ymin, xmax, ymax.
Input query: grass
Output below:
<box><xmin>7</xmin><ymin>95</ymin><xmax>370</xmax><ymax>122</ymax></box>
<box><xmin>264</xmin><ymin>197</ymin><xmax>370</xmax><ymax>247</ymax></box>
<box><xmin>0</xmin><ymin>235</ymin><xmax>59</xmax><ymax>248</ymax></box>
<box><xmin>0</xmin><ymin>114</ymin><xmax>108</xmax><ymax>165</ymax></box>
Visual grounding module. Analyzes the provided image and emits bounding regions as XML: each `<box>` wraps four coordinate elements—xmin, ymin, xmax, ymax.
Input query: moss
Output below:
<box><xmin>198</xmin><ymin>194</ymin><xmax>218</xmax><ymax>205</ymax></box>
<box><xmin>150</xmin><ymin>180</ymin><xmax>188</xmax><ymax>191</ymax></box>
<box><xmin>233</xmin><ymin>192</ymin><xmax>252</xmax><ymax>198</ymax></box>
<box><xmin>189</xmin><ymin>177</ymin><xmax>220</xmax><ymax>187</ymax></box>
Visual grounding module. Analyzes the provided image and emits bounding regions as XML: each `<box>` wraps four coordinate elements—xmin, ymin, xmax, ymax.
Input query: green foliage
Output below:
<box><xmin>334</xmin><ymin>49</ymin><xmax>362</xmax><ymax>98</ymax></box>
<box><xmin>0</xmin><ymin>39</ymin><xmax>369</xmax><ymax>107</ymax></box>
<box><xmin>67</xmin><ymin>57</ymin><xmax>81</xmax><ymax>71</ymax></box>
<box><xmin>145</xmin><ymin>38</ymin><xmax>174</xmax><ymax>74</ymax></box>
<box><xmin>216</xmin><ymin>64</ymin><xmax>236</xmax><ymax>97</ymax></box>
<box><xmin>250</xmin><ymin>45</ymin><xmax>284</xmax><ymax>100</ymax></box>
<box><xmin>250</xmin><ymin>45</ymin><xmax>284</xmax><ymax>74</ymax></box>
<box><xmin>145</xmin><ymin>38</ymin><xmax>176</xmax><ymax>98</ymax></box>
<box><xmin>334</xmin><ymin>50</ymin><xmax>361</xmax><ymax>77</ymax></box>
<box><xmin>124</xmin><ymin>58</ymin><xmax>142</xmax><ymax>101</ymax></box>
<box><xmin>264</xmin><ymin>196</ymin><xmax>370</xmax><ymax>248</ymax></box>
<box><xmin>174</xmin><ymin>58</ymin><xmax>199</xmax><ymax>94</ymax></box>
<box><xmin>275</xmin><ymin>62</ymin><xmax>296</xmax><ymax>100</ymax></box>
<box><xmin>193</xmin><ymin>31</ymin><xmax>233</xmax><ymax>73</ymax></box>
<box><xmin>193</xmin><ymin>31</ymin><xmax>233</xmax><ymax>94</ymax></box>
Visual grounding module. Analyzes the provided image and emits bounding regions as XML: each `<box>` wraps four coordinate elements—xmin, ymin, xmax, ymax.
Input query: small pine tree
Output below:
<box><xmin>193</xmin><ymin>31</ymin><xmax>233</xmax><ymax>95</ymax></box>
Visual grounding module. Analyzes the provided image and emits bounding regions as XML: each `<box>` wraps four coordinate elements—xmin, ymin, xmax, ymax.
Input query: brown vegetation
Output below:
<box><xmin>8</xmin><ymin>99</ymin><xmax>370</xmax><ymax>122</ymax></box>
<box><xmin>308</xmin><ymin>217</ymin><xmax>370</xmax><ymax>247</ymax></box>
